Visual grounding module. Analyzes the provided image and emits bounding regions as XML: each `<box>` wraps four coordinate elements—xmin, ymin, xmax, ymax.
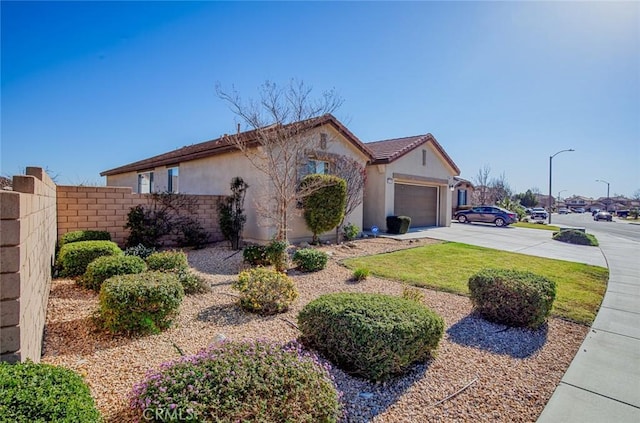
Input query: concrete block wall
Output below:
<box><xmin>1</xmin><ymin>167</ymin><xmax>57</xmax><ymax>363</ymax></box>
<box><xmin>57</xmin><ymin>186</ymin><xmax>224</xmax><ymax>247</ymax></box>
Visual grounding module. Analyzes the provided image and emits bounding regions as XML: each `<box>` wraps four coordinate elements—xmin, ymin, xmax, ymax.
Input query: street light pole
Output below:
<box><xmin>595</xmin><ymin>179</ymin><xmax>610</xmax><ymax>211</ymax></box>
<box><xmin>548</xmin><ymin>149</ymin><xmax>575</xmax><ymax>224</ymax></box>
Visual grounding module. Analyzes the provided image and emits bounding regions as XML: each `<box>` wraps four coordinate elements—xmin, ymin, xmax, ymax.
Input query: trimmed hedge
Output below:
<box><xmin>298</xmin><ymin>292</ymin><xmax>444</xmax><ymax>382</ymax></box>
<box><xmin>59</xmin><ymin>230</ymin><xmax>111</xmax><ymax>248</ymax></box>
<box><xmin>468</xmin><ymin>268</ymin><xmax>556</xmax><ymax>328</ymax></box>
<box><xmin>0</xmin><ymin>361</ymin><xmax>102</xmax><ymax>422</ymax></box>
<box><xmin>300</xmin><ymin>174</ymin><xmax>347</xmax><ymax>243</ymax></box>
<box><xmin>386</xmin><ymin>215</ymin><xmax>411</xmax><ymax>234</ymax></box>
<box><xmin>56</xmin><ymin>241</ymin><xmax>123</xmax><ymax>277</ymax></box>
<box><xmin>98</xmin><ymin>272</ymin><xmax>184</xmax><ymax>335</ymax></box>
<box><xmin>552</xmin><ymin>229</ymin><xmax>599</xmax><ymax>246</ymax></box>
<box><xmin>130</xmin><ymin>340</ymin><xmax>341</xmax><ymax>422</ymax></box>
<box><xmin>232</xmin><ymin>268</ymin><xmax>298</xmax><ymax>315</ymax></box>
<box><xmin>82</xmin><ymin>255</ymin><xmax>147</xmax><ymax>291</ymax></box>
<box><xmin>292</xmin><ymin>248</ymin><xmax>329</xmax><ymax>272</ymax></box>
<box><xmin>146</xmin><ymin>250</ymin><xmax>189</xmax><ymax>272</ymax></box>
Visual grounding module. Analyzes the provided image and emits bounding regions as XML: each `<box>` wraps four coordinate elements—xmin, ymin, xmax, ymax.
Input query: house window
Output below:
<box><xmin>320</xmin><ymin>133</ymin><xmax>328</xmax><ymax>149</ymax></box>
<box><xmin>307</xmin><ymin>159</ymin><xmax>330</xmax><ymax>175</ymax></box>
<box><xmin>168</xmin><ymin>167</ymin><xmax>179</xmax><ymax>193</ymax></box>
<box><xmin>457</xmin><ymin>189</ymin><xmax>468</xmax><ymax>207</ymax></box>
<box><xmin>137</xmin><ymin>172</ymin><xmax>154</xmax><ymax>194</ymax></box>
<box><xmin>422</xmin><ymin>149</ymin><xmax>427</xmax><ymax>166</ymax></box>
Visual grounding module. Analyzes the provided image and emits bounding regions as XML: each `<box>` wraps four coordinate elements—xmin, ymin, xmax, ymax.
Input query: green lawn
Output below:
<box><xmin>513</xmin><ymin>222</ymin><xmax>560</xmax><ymax>231</ymax></box>
<box><xmin>343</xmin><ymin>242</ymin><xmax>608</xmax><ymax>325</ymax></box>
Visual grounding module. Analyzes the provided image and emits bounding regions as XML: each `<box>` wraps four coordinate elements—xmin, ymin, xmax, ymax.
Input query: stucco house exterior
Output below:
<box><xmin>101</xmin><ymin>115</ymin><xmax>460</xmax><ymax>242</ymax></box>
<box><xmin>363</xmin><ymin>135</ymin><xmax>460</xmax><ymax>230</ymax></box>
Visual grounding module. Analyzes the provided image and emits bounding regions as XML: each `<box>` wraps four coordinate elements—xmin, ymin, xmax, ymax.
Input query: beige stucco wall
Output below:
<box><xmin>363</xmin><ymin>141</ymin><xmax>457</xmax><ymax>230</ymax></box>
<box><xmin>0</xmin><ymin>167</ymin><xmax>57</xmax><ymax>363</ymax></box>
<box><xmin>105</xmin><ymin>123</ymin><xmax>369</xmax><ymax>243</ymax></box>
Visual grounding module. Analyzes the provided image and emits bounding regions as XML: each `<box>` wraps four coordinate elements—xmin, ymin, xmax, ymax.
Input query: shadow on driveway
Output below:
<box><xmin>447</xmin><ymin>313</ymin><xmax>549</xmax><ymax>359</ymax></box>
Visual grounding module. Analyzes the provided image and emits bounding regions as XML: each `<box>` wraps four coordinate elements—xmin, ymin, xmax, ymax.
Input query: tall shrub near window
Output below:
<box><xmin>218</xmin><ymin>177</ymin><xmax>249</xmax><ymax>250</ymax></box>
<box><xmin>300</xmin><ymin>174</ymin><xmax>346</xmax><ymax>244</ymax></box>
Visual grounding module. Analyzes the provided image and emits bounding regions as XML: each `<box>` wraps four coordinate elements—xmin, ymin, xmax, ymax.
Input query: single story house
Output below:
<box><xmin>101</xmin><ymin>114</ymin><xmax>460</xmax><ymax>243</ymax></box>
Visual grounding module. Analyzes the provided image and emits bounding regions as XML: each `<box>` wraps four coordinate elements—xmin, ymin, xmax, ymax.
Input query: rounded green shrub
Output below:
<box><xmin>232</xmin><ymin>268</ymin><xmax>298</xmax><ymax>315</ymax></box>
<box><xmin>342</xmin><ymin>222</ymin><xmax>360</xmax><ymax>241</ymax></box>
<box><xmin>98</xmin><ymin>272</ymin><xmax>184</xmax><ymax>335</ymax></box>
<box><xmin>130</xmin><ymin>340</ymin><xmax>341</xmax><ymax>422</ymax></box>
<box><xmin>146</xmin><ymin>250</ymin><xmax>188</xmax><ymax>272</ymax></box>
<box><xmin>59</xmin><ymin>230</ymin><xmax>111</xmax><ymax>248</ymax></box>
<box><xmin>552</xmin><ymin>229</ymin><xmax>599</xmax><ymax>246</ymax></box>
<box><xmin>292</xmin><ymin>248</ymin><xmax>329</xmax><ymax>272</ymax></box>
<box><xmin>468</xmin><ymin>268</ymin><xmax>557</xmax><ymax>328</ymax></box>
<box><xmin>298</xmin><ymin>292</ymin><xmax>445</xmax><ymax>382</ymax></box>
<box><xmin>0</xmin><ymin>361</ymin><xmax>102</xmax><ymax>422</ymax></box>
<box><xmin>176</xmin><ymin>269</ymin><xmax>210</xmax><ymax>295</ymax></box>
<box><xmin>56</xmin><ymin>241</ymin><xmax>123</xmax><ymax>277</ymax></box>
<box><xmin>265</xmin><ymin>238</ymin><xmax>288</xmax><ymax>272</ymax></box>
<box><xmin>243</xmin><ymin>245</ymin><xmax>268</xmax><ymax>266</ymax></box>
<box><xmin>82</xmin><ymin>255</ymin><xmax>147</xmax><ymax>291</ymax></box>
<box><xmin>300</xmin><ymin>174</ymin><xmax>347</xmax><ymax>244</ymax></box>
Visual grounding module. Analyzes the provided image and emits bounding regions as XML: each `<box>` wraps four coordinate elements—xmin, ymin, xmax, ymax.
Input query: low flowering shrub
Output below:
<box><xmin>468</xmin><ymin>268</ymin><xmax>557</xmax><ymax>328</ymax></box>
<box><xmin>298</xmin><ymin>292</ymin><xmax>444</xmax><ymax>382</ymax></box>
<box><xmin>124</xmin><ymin>244</ymin><xmax>157</xmax><ymax>260</ymax></box>
<box><xmin>552</xmin><ymin>229</ymin><xmax>599</xmax><ymax>246</ymax></box>
<box><xmin>58</xmin><ymin>230</ymin><xmax>111</xmax><ymax>248</ymax></box>
<box><xmin>0</xmin><ymin>361</ymin><xmax>102</xmax><ymax>422</ymax></box>
<box><xmin>130</xmin><ymin>340</ymin><xmax>342</xmax><ymax>423</ymax></box>
<box><xmin>82</xmin><ymin>255</ymin><xmax>147</xmax><ymax>291</ymax></box>
<box><xmin>98</xmin><ymin>272</ymin><xmax>184</xmax><ymax>335</ymax></box>
<box><xmin>242</xmin><ymin>245</ymin><xmax>268</xmax><ymax>266</ymax></box>
<box><xmin>292</xmin><ymin>248</ymin><xmax>329</xmax><ymax>272</ymax></box>
<box><xmin>56</xmin><ymin>241</ymin><xmax>123</xmax><ymax>277</ymax></box>
<box><xmin>402</xmin><ymin>286</ymin><xmax>425</xmax><ymax>303</ymax></box>
<box><xmin>232</xmin><ymin>268</ymin><xmax>298</xmax><ymax>315</ymax></box>
<box><xmin>146</xmin><ymin>250</ymin><xmax>189</xmax><ymax>272</ymax></box>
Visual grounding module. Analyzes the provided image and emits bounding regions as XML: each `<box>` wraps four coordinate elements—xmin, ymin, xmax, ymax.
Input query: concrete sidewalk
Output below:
<box><xmin>376</xmin><ymin>223</ymin><xmax>639</xmax><ymax>422</ymax></box>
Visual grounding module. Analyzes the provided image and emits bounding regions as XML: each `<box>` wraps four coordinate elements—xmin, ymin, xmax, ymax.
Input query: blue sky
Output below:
<box><xmin>2</xmin><ymin>1</ymin><xmax>638</xmax><ymax>198</ymax></box>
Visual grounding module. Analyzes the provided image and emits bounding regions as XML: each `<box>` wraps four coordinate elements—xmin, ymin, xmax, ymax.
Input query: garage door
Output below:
<box><xmin>394</xmin><ymin>184</ymin><xmax>438</xmax><ymax>227</ymax></box>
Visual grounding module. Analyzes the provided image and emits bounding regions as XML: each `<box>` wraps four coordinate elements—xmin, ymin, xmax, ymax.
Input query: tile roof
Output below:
<box><xmin>366</xmin><ymin>134</ymin><xmax>460</xmax><ymax>174</ymax></box>
<box><xmin>101</xmin><ymin>114</ymin><xmax>372</xmax><ymax>176</ymax></box>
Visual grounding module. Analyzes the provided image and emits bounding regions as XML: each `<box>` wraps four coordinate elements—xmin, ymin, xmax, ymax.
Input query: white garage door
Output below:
<box><xmin>394</xmin><ymin>184</ymin><xmax>438</xmax><ymax>227</ymax></box>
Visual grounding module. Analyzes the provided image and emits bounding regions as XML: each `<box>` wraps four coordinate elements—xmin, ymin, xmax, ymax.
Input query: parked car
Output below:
<box><xmin>616</xmin><ymin>210</ymin><xmax>630</xmax><ymax>218</ymax></box>
<box><xmin>591</xmin><ymin>208</ymin><xmax>601</xmax><ymax>216</ymax></box>
<box><xmin>572</xmin><ymin>207</ymin><xmax>586</xmax><ymax>213</ymax></box>
<box><xmin>454</xmin><ymin>206</ymin><xmax>518</xmax><ymax>227</ymax></box>
<box><xmin>558</xmin><ymin>208</ymin><xmax>569</xmax><ymax>214</ymax></box>
<box><xmin>530</xmin><ymin>207</ymin><xmax>548</xmax><ymax>220</ymax></box>
<box><xmin>594</xmin><ymin>211</ymin><xmax>612</xmax><ymax>221</ymax></box>
<box><xmin>524</xmin><ymin>208</ymin><xmax>533</xmax><ymax>215</ymax></box>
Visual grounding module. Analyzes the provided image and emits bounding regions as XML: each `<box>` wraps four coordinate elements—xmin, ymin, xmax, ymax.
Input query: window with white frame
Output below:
<box><xmin>307</xmin><ymin>159</ymin><xmax>330</xmax><ymax>175</ymax></box>
<box><xmin>457</xmin><ymin>189</ymin><xmax>468</xmax><ymax>206</ymax></box>
<box><xmin>167</xmin><ymin>167</ymin><xmax>179</xmax><ymax>193</ymax></box>
<box><xmin>137</xmin><ymin>172</ymin><xmax>154</xmax><ymax>194</ymax></box>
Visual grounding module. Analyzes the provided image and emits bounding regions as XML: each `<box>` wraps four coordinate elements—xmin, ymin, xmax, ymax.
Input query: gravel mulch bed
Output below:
<box><xmin>41</xmin><ymin>238</ymin><xmax>588</xmax><ymax>422</ymax></box>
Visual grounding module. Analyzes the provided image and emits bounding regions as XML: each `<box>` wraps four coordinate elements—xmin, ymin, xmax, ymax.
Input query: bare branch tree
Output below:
<box><xmin>216</xmin><ymin>80</ymin><xmax>344</xmax><ymax>241</ymax></box>
<box><xmin>489</xmin><ymin>172</ymin><xmax>512</xmax><ymax>203</ymax></box>
<box><xmin>332</xmin><ymin>156</ymin><xmax>366</xmax><ymax>243</ymax></box>
<box><xmin>473</xmin><ymin>164</ymin><xmax>491</xmax><ymax>205</ymax></box>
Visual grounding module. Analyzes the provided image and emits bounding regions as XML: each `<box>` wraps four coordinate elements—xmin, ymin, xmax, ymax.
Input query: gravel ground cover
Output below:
<box><xmin>42</xmin><ymin>238</ymin><xmax>588</xmax><ymax>422</ymax></box>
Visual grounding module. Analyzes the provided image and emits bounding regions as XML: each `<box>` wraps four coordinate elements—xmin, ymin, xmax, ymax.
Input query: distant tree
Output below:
<box><xmin>514</xmin><ymin>189</ymin><xmax>539</xmax><ymax>207</ymax></box>
<box><xmin>474</xmin><ymin>164</ymin><xmax>492</xmax><ymax>205</ymax></box>
<box><xmin>216</xmin><ymin>79</ymin><xmax>343</xmax><ymax>241</ymax></box>
<box><xmin>633</xmin><ymin>189</ymin><xmax>640</xmax><ymax>201</ymax></box>
<box><xmin>489</xmin><ymin>172</ymin><xmax>512</xmax><ymax>203</ymax></box>
<box><xmin>332</xmin><ymin>156</ymin><xmax>366</xmax><ymax>243</ymax></box>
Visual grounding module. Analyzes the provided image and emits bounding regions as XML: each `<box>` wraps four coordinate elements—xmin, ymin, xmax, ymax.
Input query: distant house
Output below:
<box><xmin>102</xmin><ymin>115</ymin><xmax>460</xmax><ymax>242</ymax></box>
<box><xmin>451</xmin><ymin>176</ymin><xmax>474</xmax><ymax>213</ymax></box>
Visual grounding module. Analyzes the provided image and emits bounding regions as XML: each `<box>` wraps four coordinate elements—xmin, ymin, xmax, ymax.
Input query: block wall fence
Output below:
<box><xmin>1</xmin><ymin>167</ymin><xmax>57</xmax><ymax>363</ymax></box>
<box><xmin>1</xmin><ymin>168</ymin><xmax>224</xmax><ymax>363</ymax></box>
<box><xmin>57</xmin><ymin>186</ymin><xmax>225</xmax><ymax>247</ymax></box>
